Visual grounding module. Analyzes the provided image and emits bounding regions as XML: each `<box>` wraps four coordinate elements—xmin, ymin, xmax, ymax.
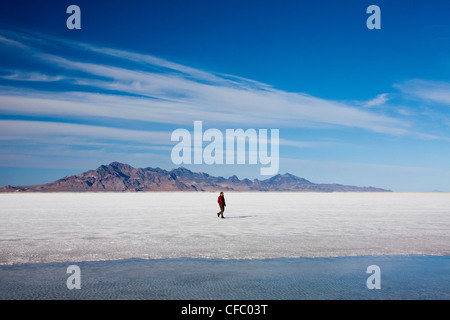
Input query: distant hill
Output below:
<box><xmin>0</xmin><ymin>162</ymin><xmax>391</xmax><ymax>192</ymax></box>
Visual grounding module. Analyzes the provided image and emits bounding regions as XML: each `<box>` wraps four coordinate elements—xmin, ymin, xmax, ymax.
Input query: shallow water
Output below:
<box><xmin>0</xmin><ymin>255</ymin><xmax>448</xmax><ymax>300</ymax></box>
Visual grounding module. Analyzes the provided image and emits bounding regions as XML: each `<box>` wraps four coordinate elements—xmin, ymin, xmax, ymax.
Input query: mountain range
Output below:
<box><xmin>0</xmin><ymin>162</ymin><xmax>391</xmax><ymax>192</ymax></box>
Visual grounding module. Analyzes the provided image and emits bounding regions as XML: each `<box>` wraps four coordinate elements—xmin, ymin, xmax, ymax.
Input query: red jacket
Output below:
<box><xmin>218</xmin><ymin>195</ymin><xmax>225</xmax><ymax>206</ymax></box>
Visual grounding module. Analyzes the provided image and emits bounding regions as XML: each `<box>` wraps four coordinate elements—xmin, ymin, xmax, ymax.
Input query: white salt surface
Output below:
<box><xmin>0</xmin><ymin>192</ymin><xmax>449</xmax><ymax>265</ymax></box>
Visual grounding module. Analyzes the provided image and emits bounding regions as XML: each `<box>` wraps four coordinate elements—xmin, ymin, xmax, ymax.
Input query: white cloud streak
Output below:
<box><xmin>364</xmin><ymin>93</ymin><xmax>389</xmax><ymax>107</ymax></box>
<box><xmin>395</xmin><ymin>79</ymin><xmax>450</xmax><ymax>106</ymax></box>
<box><xmin>0</xmin><ymin>34</ymin><xmax>28</xmax><ymax>49</ymax></box>
<box><xmin>0</xmin><ymin>120</ymin><xmax>172</xmax><ymax>145</ymax></box>
<box><xmin>0</xmin><ymin>72</ymin><xmax>64</xmax><ymax>82</ymax></box>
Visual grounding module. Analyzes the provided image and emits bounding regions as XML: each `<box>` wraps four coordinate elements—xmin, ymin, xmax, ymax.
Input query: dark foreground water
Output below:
<box><xmin>0</xmin><ymin>255</ymin><xmax>448</xmax><ymax>300</ymax></box>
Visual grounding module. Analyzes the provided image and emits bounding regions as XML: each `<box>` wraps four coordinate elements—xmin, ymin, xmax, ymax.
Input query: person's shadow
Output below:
<box><xmin>224</xmin><ymin>215</ymin><xmax>254</xmax><ymax>219</ymax></box>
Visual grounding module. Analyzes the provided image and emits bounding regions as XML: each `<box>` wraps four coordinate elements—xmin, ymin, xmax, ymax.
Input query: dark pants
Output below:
<box><xmin>218</xmin><ymin>205</ymin><xmax>225</xmax><ymax>218</ymax></box>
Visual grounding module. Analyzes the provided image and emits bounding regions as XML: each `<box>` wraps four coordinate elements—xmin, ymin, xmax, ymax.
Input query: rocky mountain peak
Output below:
<box><xmin>0</xmin><ymin>162</ymin><xmax>391</xmax><ymax>193</ymax></box>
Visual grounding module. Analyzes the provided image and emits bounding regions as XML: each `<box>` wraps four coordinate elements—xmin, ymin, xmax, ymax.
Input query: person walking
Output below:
<box><xmin>217</xmin><ymin>192</ymin><xmax>226</xmax><ymax>218</ymax></box>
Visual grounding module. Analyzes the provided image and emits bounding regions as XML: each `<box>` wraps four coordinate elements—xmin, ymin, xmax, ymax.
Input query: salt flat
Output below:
<box><xmin>0</xmin><ymin>192</ymin><xmax>449</xmax><ymax>265</ymax></box>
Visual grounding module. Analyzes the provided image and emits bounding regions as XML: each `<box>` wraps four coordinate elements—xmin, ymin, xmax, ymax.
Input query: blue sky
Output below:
<box><xmin>0</xmin><ymin>0</ymin><xmax>449</xmax><ymax>191</ymax></box>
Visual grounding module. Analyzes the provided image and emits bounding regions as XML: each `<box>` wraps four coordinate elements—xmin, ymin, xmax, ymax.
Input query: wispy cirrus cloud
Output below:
<box><xmin>0</xmin><ymin>71</ymin><xmax>64</xmax><ymax>82</ymax></box>
<box><xmin>0</xmin><ymin>29</ymin><xmax>409</xmax><ymax>135</ymax></box>
<box><xmin>395</xmin><ymin>79</ymin><xmax>450</xmax><ymax>106</ymax></box>
<box><xmin>0</xmin><ymin>120</ymin><xmax>172</xmax><ymax>144</ymax></box>
<box><xmin>0</xmin><ymin>34</ymin><xmax>28</xmax><ymax>49</ymax></box>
